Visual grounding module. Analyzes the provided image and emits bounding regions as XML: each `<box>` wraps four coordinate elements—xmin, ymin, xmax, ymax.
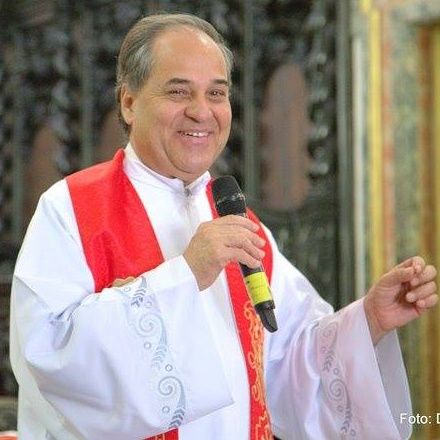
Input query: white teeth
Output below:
<box><xmin>183</xmin><ymin>132</ymin><xmax>208</xmax><ymax>137</ymax></box>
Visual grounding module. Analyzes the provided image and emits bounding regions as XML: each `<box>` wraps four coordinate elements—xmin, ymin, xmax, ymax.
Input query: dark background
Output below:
<box><xmin>0</xmin><ymin>0</ymin><xmax>353</xmax><ymax>431</ymax></box>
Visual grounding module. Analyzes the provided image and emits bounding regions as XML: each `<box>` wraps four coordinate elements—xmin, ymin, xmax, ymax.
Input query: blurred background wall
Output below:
<box><xmin>0</xmin><ymin>0</ymin><xmax>438</xmax><ymax>438</ymax></box>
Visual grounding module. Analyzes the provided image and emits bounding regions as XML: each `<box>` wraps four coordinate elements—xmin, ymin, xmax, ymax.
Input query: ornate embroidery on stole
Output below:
<box><xmin>207</xmin><ymin>182</ymin><xmax>274</xmax><ymax>440</ymax></box>
<box><xmin>244</xmin><ymin>301</ymin><xmax>272</xmax><ymax>440</ymax></box>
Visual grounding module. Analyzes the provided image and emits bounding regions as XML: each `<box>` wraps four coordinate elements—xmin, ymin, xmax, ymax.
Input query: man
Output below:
<box><xmin>10</xmin><ymin>13</ymin><xmax>437</xmax><ymax>440</ymax></box>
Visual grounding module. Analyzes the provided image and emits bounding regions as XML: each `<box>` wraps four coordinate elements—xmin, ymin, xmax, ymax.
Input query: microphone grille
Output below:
<box><xmin>212</xmin><ymin>176</ymin><xmax>246</xmax><ymax>216</ymax></box>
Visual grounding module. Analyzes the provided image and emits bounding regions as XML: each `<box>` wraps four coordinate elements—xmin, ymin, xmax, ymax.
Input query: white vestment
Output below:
<box><xmin>10</xmin><ymin>145</ymin><xmax>412</xmax><ymax>440</ymax></box>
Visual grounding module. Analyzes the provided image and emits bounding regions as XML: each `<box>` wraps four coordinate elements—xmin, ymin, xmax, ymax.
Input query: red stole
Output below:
<box><xmin>66</xmin><ymin>149</ymin><xmax>274</xmax><ymax>440</ymax></box>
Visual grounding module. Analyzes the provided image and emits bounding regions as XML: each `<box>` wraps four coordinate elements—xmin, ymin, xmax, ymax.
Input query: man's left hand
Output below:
<box><xmin>364</xmin><ymin>256</ymin><xmax>438</xmax><ymax>345</ymax></box>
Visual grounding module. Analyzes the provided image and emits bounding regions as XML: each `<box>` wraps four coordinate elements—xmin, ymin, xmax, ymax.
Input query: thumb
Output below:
<box><xmin>379</xmin><ymin>266</ymin><xmax>415</xmax><ymax>288</ymax></box>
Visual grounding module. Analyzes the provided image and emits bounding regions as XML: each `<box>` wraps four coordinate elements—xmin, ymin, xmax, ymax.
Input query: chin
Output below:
<box><xmin>181</xmin><ymin>158</ymin><xmax>214</xmax><ymax>174</ymax></box>
<box><xmin>176</xmin><ymin>166</ymin><xmax>208</xmax><ymax>183</ymax></box>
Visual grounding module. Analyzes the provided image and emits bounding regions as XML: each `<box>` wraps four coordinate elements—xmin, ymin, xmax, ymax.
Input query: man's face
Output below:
<box><xmin>120</xmin><ymin>27</ymin><xmax>232</xmax><ymax>184</ymax></box>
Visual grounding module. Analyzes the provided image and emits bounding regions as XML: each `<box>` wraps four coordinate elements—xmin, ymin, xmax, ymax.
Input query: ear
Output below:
<box><xmin>119</xmin><ymin>84</ymin><xmax>136</xmax><ymax>127</ymax></box>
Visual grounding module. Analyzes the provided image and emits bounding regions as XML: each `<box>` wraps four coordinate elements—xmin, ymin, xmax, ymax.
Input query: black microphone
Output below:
<box><xmin>212</xmin><ymin>176</ymin><xmax>278</xmax><ymax>333</ymax></box>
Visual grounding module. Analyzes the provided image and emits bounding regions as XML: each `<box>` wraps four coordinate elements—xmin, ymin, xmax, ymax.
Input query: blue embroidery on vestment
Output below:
<box><xmin>117</xmin><ymin>276</ymin><xmax>186</xmax><ymax>428</ymax></box>
<box><xmin>319</xmin><ymin>320</ymin><xmax>357</xmax><ymax>439</ymax></box>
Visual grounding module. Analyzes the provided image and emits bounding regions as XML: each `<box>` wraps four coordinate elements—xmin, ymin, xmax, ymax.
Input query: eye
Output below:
<box><xmin>168</xmin><ymin>89</ymin><xmax>189</xmax><ymax>97</ymax></box>
<box><xmin>209</xmin><ymin>89</ymin><xmax>229</xmax><ymax>100</ymax></box>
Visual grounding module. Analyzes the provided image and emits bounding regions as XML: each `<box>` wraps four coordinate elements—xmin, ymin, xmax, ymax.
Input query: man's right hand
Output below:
<box><xmin>183</xmin><ymin>215</ymin><xmax>266</xmax><ymax>290</ymax></box>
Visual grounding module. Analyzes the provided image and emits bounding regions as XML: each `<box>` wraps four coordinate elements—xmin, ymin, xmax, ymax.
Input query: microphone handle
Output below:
<box><xmin>239</xmin><ymin>263</ymin><xmax>278</xmax><ymax>333</ymax></box>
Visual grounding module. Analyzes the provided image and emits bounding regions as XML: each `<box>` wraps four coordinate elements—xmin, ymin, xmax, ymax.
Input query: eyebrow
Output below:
<box><xmin>165</xmin><ymin>78</ymin><xmax>230</xmax><ymax>87</ymax></box>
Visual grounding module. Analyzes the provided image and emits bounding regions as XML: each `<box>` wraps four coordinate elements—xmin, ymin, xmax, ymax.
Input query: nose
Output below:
<box><xmin>184</xmin><ymin>96</ymin><xmax>213</xmax><ymax>122</ymax></box>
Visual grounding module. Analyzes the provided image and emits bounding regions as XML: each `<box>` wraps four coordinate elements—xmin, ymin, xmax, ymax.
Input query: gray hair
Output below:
<box><xmin>115</xmin><ymin>13</ymin><xmax>234</xmax><ymax>133</ymax></box>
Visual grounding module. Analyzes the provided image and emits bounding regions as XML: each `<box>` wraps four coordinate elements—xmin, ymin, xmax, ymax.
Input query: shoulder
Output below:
<box><xmin>39</xmin><ymin>179</ymin><xmax>71</xmax><ymax>213</ymax></box>
<box><xmin>30</xmin><ymin>179</ymin><xmax>79</xmax><ymax>242</ymax></box>
<box><xmin>66</xmin><ymin>151</ymin><xmax>123</xmax><ymax>190</ymax></box>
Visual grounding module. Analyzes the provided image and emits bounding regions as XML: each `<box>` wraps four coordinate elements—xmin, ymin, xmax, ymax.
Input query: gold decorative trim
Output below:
<box><xmin>368</xmin><ymin>8</ymin><xmax>385</xmax><ymax>280</ymax></box>
<box><xmin>419</xmin><ymin>23</ymin><xmax>440</xmax><ymax>439</ymax></box>
<box><xmin>361</xmin><ymin>0</ymin><xmax>372</xmax><ymax>13</ymax></box>
<box><xmin>362</xmin><ymin>2</ymin><xmax>385</xmax><ymax>280</ymax></box>
<box><xmin>433</xmin><ymin>26</ymin><xmax>440</xmax><ymax>271</ymax></box>
<box><xmin>432</xmin><ymin>24</ymin><xmax>440</xmax><ymax>428</ymax></box>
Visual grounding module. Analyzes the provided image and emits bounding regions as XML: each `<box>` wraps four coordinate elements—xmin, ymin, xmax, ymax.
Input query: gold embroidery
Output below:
<box><xmin>244</xmin><ymin>300</ymin><xmax>273</xmax><ymax>439</ymax></box>
<box><xmin>255</xmin><ymin>411</ymin><xmax>273</xmax><ymax>440</ymax></box>
<box><xmin>244</xmin><ymin>300</ymin><xmax>265</xmax><ymax>405</ymax></box>
<box><xmin>111</xmin><ymin>276</ymin><xmax>136</xmax><ymax>287</ymax></box>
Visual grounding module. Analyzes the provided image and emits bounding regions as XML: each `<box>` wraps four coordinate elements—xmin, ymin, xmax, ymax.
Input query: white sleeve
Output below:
<box><xmin>263</xmin><ymin>230</ymin><xmax>412</xmax><ymax>440</ymax></box>
<box><xmin>10</xmin><ymin>181</ymin><xmax>233</xmax><ymax>440</ymax></box>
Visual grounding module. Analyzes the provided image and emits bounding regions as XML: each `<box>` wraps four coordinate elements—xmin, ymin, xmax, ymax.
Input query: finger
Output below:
<box><xmin>225</xmin><ymin>233</ymin><xmax>266</xmax><ymax>260</ymax></box>
<box><xmin>380</xmin><ymin>266</ymin><xmax>415</xmax><ymax>287</ymax></box>
<box><xmin>409</xmin><ymin>265</ymin><xmax>437</xmax><ymax>287</ymax></box>
<box><xmin>397</xmin><ymin>257</ymin><xmax>414</xmax><ymax>269</ymax></box>
<box><xmin>227</xmin><ymin>247</ymin><xmax>263</xmax><ymax>269</ymax></box>
<box><xmin>221</xmin><ymin>226</ymin><xmax>265</xmax><ymax>247</ymax></box>
<box><xmin>415</xmin><ymin>293</ymin><xmax>439</xmax><ymax>310</ymax></box>
<box><xmin>397</xmin><ymin>256</ymin><xmax>425</xmax><ymax>273</ymax></box>
<box><xmin>406</xmin><ymin>281</ymin><xmax>437</xmax><ymax>303</ymax></box>
<box><xmin>412</xmin><ymin>256</ymin><xmax>426</xmax><ymax>275</ymax></box>
<box><xmin>215</xmin><ymin>215</ymin><xmax>259</xmax><ymax>232</ymax></box>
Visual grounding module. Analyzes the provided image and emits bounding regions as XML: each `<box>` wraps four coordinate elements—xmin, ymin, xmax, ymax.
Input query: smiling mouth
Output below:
<box><xmin>179</xmin><ymin>131</ymin><xmax>210</xmax><ymax>138</ymax></box>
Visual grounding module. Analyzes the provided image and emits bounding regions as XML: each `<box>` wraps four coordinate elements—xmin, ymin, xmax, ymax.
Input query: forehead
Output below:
<box><xmin>149</xmin><ymin>27</ymin><xmax>228</xmax><ymax>81</ymax></box>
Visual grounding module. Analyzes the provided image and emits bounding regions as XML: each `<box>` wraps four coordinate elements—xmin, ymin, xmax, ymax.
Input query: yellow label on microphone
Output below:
<box><xmin>244</xmin><ymin>272</ymin><xmax>272</xmax><ymax>305</ymax></box>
